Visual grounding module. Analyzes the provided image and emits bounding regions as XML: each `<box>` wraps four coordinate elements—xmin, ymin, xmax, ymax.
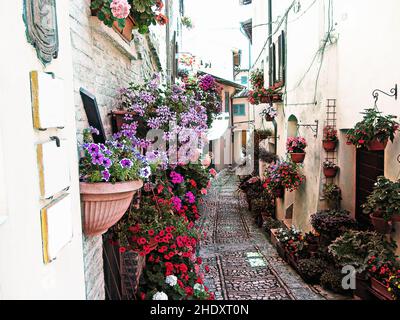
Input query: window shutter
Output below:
<box><xmin>278</xmin><ymin>31</ymin><xmax>286</xmax><ymax>85</ymax></box>
<box><xmin>225</xmin><ymin>92</ymin><xmax>230</xmax><ymax>112</ymax></box>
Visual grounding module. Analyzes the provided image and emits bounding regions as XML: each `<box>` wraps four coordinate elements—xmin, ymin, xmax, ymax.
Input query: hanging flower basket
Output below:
<box><xmin>369</xmin><ymin>213</ymin><xmax>392</xmax><ymax>234</ymax></box>
<box><xmin>322</xmin><ymin>140</ymin><xmax>337</xmax><ymax>152</ymax></box>
<box><xmin>260</xmin><ymin>96</ymin><xmax>271</xmax><ymax>104</ymax></box>
<box><xmin>367</xmin><ymin>139</ymin><xmax>388</xmax><ymax>151</ymax></box>
<box><xmin>80</xmin><ymin>180</ymin><xmax>143</xmax><ymax>237</ymax></box>
<box><xmin>323</xmin><ymin>167</ymin><xmax>338</xmax><ymax>178</ymax></box>
<box><xmin>290</xmin><ymin>153</ymin><xmax>306</xmax><ymax>164</ymax></box>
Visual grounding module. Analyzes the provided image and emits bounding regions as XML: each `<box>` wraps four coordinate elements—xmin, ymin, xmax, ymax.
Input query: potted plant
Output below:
<box><xmin>362</xmin><ymin>176</ymin><xmax>400</xmax><ymax>234</ymax></box>
<box><xmin>260</xmin><ymin>105</ymin><xmax>278</xmax><ymax>121</ymax></box>
<box><xmin>328</xmin><ymin>230</ymin><xmax>397</xmax><ymax>299</ymax></box>
<box><xmin>304</xmin><ymin>231</ymin><xmax>319</xmax><ymax>255</ymax></box>
<box><xmin>310</xmin><ymin>209</ymin><xmax>356</xmax><ymax>243</ymax></box>
<box><xmin>388</xmin><ymin>273</ymin><xmax>400</xmax><ymax>300</ymax></box>
<box><xmin>249</xmin><ymin>69</ymin><xmax>264</xmax><ymax>89</ymax></box>
<box><xmin>286</xmin><ymin>137</ymin><xmax>307</xmax><ymax>163</ymax></box>
<box><xmin>263</xmin><ymin>160</ymin><xmax>306</xmax><ymax>198</ymax></box>
<box><xmin>79</xmin><ymin>127</ymin><xmax>147</xmax><ymax>236</ymax></box>
<box><xmin>323</xmin><ymin>160</ymin><xmax>339</xmax><ymax>178</ymax></box>
<box><xmin>248</xmin><ymin>87</ymin><xmax>282</xmax><ymax>105</ymax></box>
<box><xmin>322</xmin><ymin>183</ymin><xmax>342</xmax><ymax>209</ymax></box>
<box><xmin>346</xmin><ymin>108</ymin><xmax>399</xmax><ymax>151</ymax></box>
<box><xmin>91</xmin><ymin>0</ymin><xmax>168</xmax><ymax>35</ymax></box>
<box><xmin>367</xmin><ymin>256</ymin><xmax>397</xmax><ymax>300</ymax></box>
<box><xmin>264</xmin><ymin>217</ymin><xmax>283</xmax><ymax>239</ymax></box>
<box><xmin>322</xmin><ymin>125</ymin><xmax>338</xmax><ymax>152</ymax></box>
<box><xmin>297</xmin><ymin>258</ymin><xmax>328</xmax><ymax>284</ymax></box>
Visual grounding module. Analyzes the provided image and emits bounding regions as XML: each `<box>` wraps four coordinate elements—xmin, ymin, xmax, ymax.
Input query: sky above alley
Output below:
<box><xmin>181</xmin><ymin>0</ymin><xmax>251</xmax><ymax>81</ymax></box>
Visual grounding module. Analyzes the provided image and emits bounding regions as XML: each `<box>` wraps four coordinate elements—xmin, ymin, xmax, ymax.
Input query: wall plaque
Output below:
<box><xmin>23</xmin><ymin>0</ymin><xmax>59</xmax><ymax>65</ymax></box>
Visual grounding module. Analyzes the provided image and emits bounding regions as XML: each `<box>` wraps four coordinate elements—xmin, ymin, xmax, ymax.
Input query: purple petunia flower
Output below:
<box><xmin>119</xmin><ymin>158</ymin><xmax>133</xmax><ymax>169</ymax></box>
<box><xmin>91</xmin><ymin>152</ymin><xmax>104</xmax><ymax>165</ymax></box>
<box><xmin>88</xmin><ymin>143</ymin><xmax>100</xmax><ymax>155</ymax></box>
<box><xmin>89</xmin><ymin>126</ymin><xmax>100</xmax><ymax>135</ymax></box>
<box><xmin>101</xmin><ymin>169</ymin><xmax>111</xmax><ymax>182</ymax></box>
<box><xmin>102</xmin><ymin>157</ymin><xmax>112</xmax><ymax>168</ymax></box>
<box><xmin>139</xmin><ymin>166</ymin><xmax>152</xmax><ymax>179</ymax></box>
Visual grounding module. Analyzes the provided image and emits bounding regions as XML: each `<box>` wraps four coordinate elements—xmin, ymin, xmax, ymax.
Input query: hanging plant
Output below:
<box><xmin>322</xmin><ymin>125</ymin><xmax>338</xmax><ymax>151</ymax></box>
<box><xmin>248</xmin><ymin>87</ymin><xmax>282</xmax><ymax>105</ymax></box>
<box><xmin>286</xmin><ymin>137</ymin><xmax>307</xmax><ymax>163</ymax></box>
<box><xmin>91</xmin><ymin>0</ymin><xmax>168</xmax><ymax>34</ymax></box>
<box><xmin>322</xmin><ymin>160</ymin><xmax>339</xmax><ymax>178</ymax></box>
<box><xmin>260</xmin><ymin>105</ymin><xmax>277</xmax><ymax>121</ymax></box>
<box><xmin>346</xmin><ymin>108</ymin><xmax>399</xmax><ymax>150</ymax></box>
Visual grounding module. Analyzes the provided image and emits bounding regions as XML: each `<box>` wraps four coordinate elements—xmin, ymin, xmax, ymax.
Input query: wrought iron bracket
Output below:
<box><xmin>372</xmin><ymin>84</ymin><xmax>397</xmax><ymax>107</ymax></box>
<box><xmin>297</xmin><ymin>120</ymin><xmax>319</xmax><ymax>138</ymax></box>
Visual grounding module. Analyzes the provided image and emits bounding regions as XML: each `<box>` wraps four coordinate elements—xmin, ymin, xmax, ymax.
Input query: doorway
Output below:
<box><xmin>355</xmin><ymin>148</ymin><xmax>384</xmax><ymax>227</ymax></box>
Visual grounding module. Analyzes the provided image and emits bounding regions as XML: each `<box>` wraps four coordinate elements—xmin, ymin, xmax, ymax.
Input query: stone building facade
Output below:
<box><xmin>69</xmin><ymin>0</ymin><xmax>168</xmax><ymax>300</ymax></box>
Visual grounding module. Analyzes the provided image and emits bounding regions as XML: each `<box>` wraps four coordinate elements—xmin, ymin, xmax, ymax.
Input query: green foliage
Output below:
<box><xmin>362</xmin><ymin>176</ymin><xmax>400</xmax><ymax>221</ymax></box>
<box><xmin>328</xmin><ymin>230</ymin><xmax>398</xmax><ymax>273</ymax></box>
<box><xmin>310</xmin><ymin>209</ymin><xmax>355</xmax><ymax>241</ymax></box>
<box><xmin>297</xmin><ymin>258</ymin><xmax>328</xmax><ymax>284</ymax></box>
<box><xmin>320</xmin><ymin>269</ymin><xmax>351</xmax><ymax>295</ymax></box>
<box><xmin>346</xmin><ymin>108</ymin><xmax>399</xmax><ymax>148</ymax></box>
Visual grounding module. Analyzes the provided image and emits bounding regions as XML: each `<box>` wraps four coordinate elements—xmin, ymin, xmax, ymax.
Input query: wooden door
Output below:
<box><xmin>356</xmin><ymin>149</ymin><xmax>384</xmax><ymax>227</ymax></box>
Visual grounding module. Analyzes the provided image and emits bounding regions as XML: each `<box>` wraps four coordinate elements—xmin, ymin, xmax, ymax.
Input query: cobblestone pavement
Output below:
<box><xmin>198</xmin><ymin>170</ymin><xmax>324</xmax><ymax>300</ymax></box>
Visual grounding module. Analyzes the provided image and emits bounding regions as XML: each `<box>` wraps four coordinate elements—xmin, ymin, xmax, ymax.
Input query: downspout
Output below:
<box><xmin>268</xmin><ymin>0</ymin><xmax>277</xmax><ymax>155</ymax></box>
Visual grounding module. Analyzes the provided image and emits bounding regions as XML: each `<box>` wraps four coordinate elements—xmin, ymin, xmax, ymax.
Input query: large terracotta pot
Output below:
<box><xmin>370</xmin><ymin>277</ymin><xmax>393</xmax><ymax>300</ymax></box>
<box><xmin>323</xmin><ymin>167</ymin><xmax>338</xmax><ymax>178</ymax></box>
<box><xmin>322</xmin><ymin>140</ymin><xmax>337</xmax><ymax>152</ymax></box>
<box><xmin>367</xmin><ymin>139</ymin><xmax>388</xmax><ymax>151</ymax></box>
<box><xmin>290</xmin><ymin>152</ymin><xmax>306</xmax><ymax>163</ymax></box>
<box><xmin>370</xmin><ymin>213</ymin><xmax>391</xmax><ymax>234</ymax></box>
<box><xmin>80</xmin><ymin>180</ymin><xmax>143</xmax><ymax>237</ymax></box>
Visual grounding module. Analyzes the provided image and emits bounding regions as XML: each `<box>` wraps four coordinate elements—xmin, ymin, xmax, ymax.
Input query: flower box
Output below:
<box><xmin>80</xmin><ymin>180</ymin><xmax>143</xmax><ymax>237</ymax></box>
<box><xmin>370</xmin><ymin>277</ymin><xmax>394</xmax><ymax>300</ymax></box>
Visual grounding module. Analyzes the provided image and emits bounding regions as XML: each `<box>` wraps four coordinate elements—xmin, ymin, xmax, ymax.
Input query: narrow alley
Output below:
<box><xmin>199</xmin><ymin>171</ymin><xmax>323</xmax><ymax>300</ymax></box>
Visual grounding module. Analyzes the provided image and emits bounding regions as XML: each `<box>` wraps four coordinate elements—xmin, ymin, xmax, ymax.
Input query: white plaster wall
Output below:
<box><xmin>0</xmin><ymin>1</ymin><xmax>86</xmax><ymax>299</ymax></box>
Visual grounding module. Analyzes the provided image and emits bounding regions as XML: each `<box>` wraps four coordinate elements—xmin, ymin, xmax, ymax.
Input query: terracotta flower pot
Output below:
<box><xmin>290</xmin><ymin>152</ymin><xmax>306</xmax><ymax>163</ymax></box>
<box><xmin>80</xmin><ymin>180</ymin><xmax>143</xmax><ymax>237</ymax></box>
<box><xmin>367</xmin><ymin>139</ymin><xmax>388</xmax><ymax>151</ymax></box>
<box><xmin>370</xmin><ymin>213</ymin><xmax>391</xmax><ymax>234</ymax></box>
<box><xmin>322</xmin><ymin>140</ymin><xmax>337</xmax><ymax>152</ymax></box>
<box><xmin>323</xmin><ymin>167</ymin><xmax>338</xmax><ymax>178</ymax></box>
<box><xmin>370</xmin><ymin>277</ymin><xmax>393</xmax><ymax>300</ymax></box>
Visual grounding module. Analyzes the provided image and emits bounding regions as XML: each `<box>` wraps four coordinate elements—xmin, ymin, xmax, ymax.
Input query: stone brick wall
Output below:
<box><xmin>69</xmin><ymin>0</ymin><xmax>164</xmax><ymax>300</ymax></box>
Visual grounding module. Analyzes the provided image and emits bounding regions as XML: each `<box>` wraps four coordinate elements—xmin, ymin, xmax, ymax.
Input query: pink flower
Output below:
<box><xmin>201</xmin><ymin>188</ymin><xmax>207</xmax><ymax>195</ymax></box>
<box><xmin>209</xmin><ymin>168</ymin><xmax>217</xmax><ymax>177</ymax></box>
<box><xmin>110</xmin><ymin>0</ymin><xmax>131</xmax><ymax>19</ymax></box>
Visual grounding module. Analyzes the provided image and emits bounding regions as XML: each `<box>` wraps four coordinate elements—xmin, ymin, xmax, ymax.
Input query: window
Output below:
<box><xmin>225</xmin><ymin>92</ymin><xmax>230</xmax><ymax>112</ymax></box>
<box><xmin>240</xmin><ymin>76</ymin><xmax>248</xmax><ymax>85</ymax></box>
<box><xmin>233</xmin><ymin>104</ymin><xmax>246</xmax><ymax>116</ymax></box>
<box><xmin>269</xmin><ymin>30</ymin><xmax>286</xmax><ymax>88</ymax></box>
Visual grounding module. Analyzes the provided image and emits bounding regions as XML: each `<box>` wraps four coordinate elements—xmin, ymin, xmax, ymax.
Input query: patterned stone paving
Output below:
<box><xmin>198</xmin><ymin>170</ymin><xmax>324</xmax><ymax>300</ymax></box>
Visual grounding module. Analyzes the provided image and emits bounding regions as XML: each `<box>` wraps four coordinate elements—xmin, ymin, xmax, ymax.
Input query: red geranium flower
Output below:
<box><xmin>119</xmin><ymin>247</ymin><xmax>126</xmax><ymax>253</ymax></box>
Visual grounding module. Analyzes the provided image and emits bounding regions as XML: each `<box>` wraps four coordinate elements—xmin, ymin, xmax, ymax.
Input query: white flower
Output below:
<box><xmin>139</xmin><ymin>166</ymin><xmax>152</xmax><ymax>179</ymax></box>
<box><xmin>165</xmin><ymin>275</ymin><xmax>178</xmax><ymax>287</ymax></box>
<box><xmin>193</xmin><ymin>283</ymin><xmax>205</xmax><ymax>292</ymax></box>
<box><xmin>152</xmin><ymin>291</ymin><xmax>168</xmax><ymax>300</ymax></box>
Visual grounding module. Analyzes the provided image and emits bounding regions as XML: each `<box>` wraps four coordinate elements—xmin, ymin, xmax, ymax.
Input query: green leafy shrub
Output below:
<box><xmin>297</xmin><ymin>258</ymin><xmax>328</xmax><ymax>284</ymax></box>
